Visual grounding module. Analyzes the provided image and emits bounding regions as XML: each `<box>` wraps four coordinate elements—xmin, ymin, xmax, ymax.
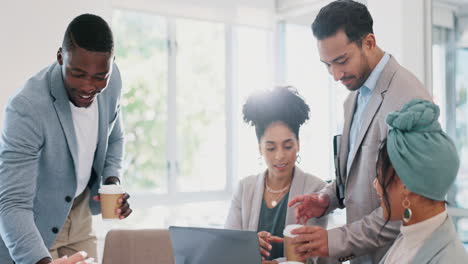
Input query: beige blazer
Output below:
<box><xmin>321</xmin><ymin>56</ymin><xmax>432</xmax><ymax>263</ymax></box>
<box><xmin>225</xmin><ymin>167</ymin><xmax>328</xmax><ymax>263</ymax></box>
<box><xmin>379</xmin><ymin>216</ymin><xmax>468</xmax><ymax>264</ymax></box>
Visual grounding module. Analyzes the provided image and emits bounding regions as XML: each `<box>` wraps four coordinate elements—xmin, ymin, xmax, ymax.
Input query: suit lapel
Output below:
<box><xmin>344</xmin><ymin>56</ymin><xmax>399</xmax><ymax>178</ymax></box>
<box><xmin>250</xmin><ymin>171</ymin><xmax>265</xmax><ymax>231</ymax></box>
<box><xmin>286</xmin><ymin>167</ymin><xmax>305</xmax><ymax>225</ymax></box>
<box><xmin>50</xmin><ymin>63</ymin><xmax>78</xmax><ymax>172</ymax></box>
<box><xmin>346</xmin><ymin>90</ymin><xmax>383</xmax><ymax>169</ymax></box>
<box><xmin>93</xmin><ymin>94</ymin><xmax>108</xmax><ymax>176</ymax></box>
<box><xmin>339</xmin><ymin>93</ymin><xmax>357</xmax><ymax>179</ymax></box>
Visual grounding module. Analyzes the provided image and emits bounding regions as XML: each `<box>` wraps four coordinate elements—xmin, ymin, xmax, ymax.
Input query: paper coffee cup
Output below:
<box><xmin>99</xmin><ymin>185</ymin><xmax>125</xmax><ymax>219</ymax></box>
<box><xmin>283</xmin><ymin>224</ymin><xmax>305</xmax><ymax>262</ymax></box>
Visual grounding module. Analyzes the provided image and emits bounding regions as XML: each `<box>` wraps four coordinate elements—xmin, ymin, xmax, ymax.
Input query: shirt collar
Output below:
<box><xmin>400</xmin><ymin>210</ymin><xmax>448</xmax><ymax>248</ymax></box>
<box><xmin>360</xmin><ymin>52</ymin><xmax>390</xmax><ymax>94</ymax></box>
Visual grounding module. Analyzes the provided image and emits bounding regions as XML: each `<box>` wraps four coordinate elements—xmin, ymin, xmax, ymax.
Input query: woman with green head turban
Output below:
<box><xmin>373</xmin><ymin>99</ymin><xmax>467</xmax><ymax>264</ymax></box>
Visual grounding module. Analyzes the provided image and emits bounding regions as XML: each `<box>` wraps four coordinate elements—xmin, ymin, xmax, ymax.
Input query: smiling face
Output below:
<box><xmin>317</xmin><ymin>30</ymin><xmax>374</xmax><ymax>91</ymax></box>
<box><xmin>259</xmin><ymin>121</ymin><xmax>299</xmax><ymax>179</ymax></box>
<box><xmin>57</xmin><ymin>46</ymin><xmax>113</xmax><ymax>107</ymax></box>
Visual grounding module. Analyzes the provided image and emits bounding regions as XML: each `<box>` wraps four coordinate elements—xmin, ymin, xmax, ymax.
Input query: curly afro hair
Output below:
<box><xmin>242</xmin><ymin>86</ymin><xmax>310</xmax><ymax>142</ymax></box>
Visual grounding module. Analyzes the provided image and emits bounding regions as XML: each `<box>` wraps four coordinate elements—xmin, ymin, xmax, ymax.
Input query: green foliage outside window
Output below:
<box><xmin>113</xmin><ymin>10</ymin><xmax>168</xmax><ymax>191</ymax></box>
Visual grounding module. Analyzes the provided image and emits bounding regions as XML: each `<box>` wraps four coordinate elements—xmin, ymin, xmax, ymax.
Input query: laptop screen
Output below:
<box><xmin>169</xmin><ymin>226</ymin><xmax>262</xmax><ymax>264</ymax></box>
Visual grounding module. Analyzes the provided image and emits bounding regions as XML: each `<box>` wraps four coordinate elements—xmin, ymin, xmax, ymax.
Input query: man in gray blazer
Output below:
<box><xmin>288</xmin><ymin>1</ymin><xmax>431</xmax><ymax>263</ymax></box>
<box><xmin>0</xmin><ymin>14</ymin><xmax>132</xmax><ymax>264</ymax></box>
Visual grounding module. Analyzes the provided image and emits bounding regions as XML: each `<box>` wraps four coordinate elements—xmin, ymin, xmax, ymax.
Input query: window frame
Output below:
<box><xmin>113</xmin><ymin>9</ymin><xmax>275</xmax><ymax>207</ymax></box>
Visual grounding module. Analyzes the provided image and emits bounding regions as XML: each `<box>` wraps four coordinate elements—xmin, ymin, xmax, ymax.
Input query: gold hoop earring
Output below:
<box><xmin>402</xmin><ymin>197</ymin><xmax>412</xmax><ymax>223</ymax></box>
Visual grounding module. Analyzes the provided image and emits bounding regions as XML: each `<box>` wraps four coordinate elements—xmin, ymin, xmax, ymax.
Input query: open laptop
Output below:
<box><xmin>169</xmin><ymin>226</ymin><xmax>262</xmax><ymax>264</ymax></box>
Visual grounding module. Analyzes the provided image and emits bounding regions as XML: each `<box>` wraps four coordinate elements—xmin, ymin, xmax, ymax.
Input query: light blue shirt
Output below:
<box><xmin>346</xmin><ymin>53</ymin><xmax>390</xmax><ymax>174</ymax></box>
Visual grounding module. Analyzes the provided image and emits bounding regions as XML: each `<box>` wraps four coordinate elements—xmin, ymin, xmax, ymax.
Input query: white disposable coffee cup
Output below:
<box><xmin>98</xmin><ymin>185</ymin><xmax>125</xmax><ymax>219</ymax></box>
<box><xmin>283</xmin><ymin>224</ymin><xmax>305</xmax><ymax>263</ymax></box>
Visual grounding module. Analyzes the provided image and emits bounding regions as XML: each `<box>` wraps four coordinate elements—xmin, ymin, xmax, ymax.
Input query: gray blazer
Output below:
<box><xmin>379</xmin><ymin>217</ymin><xmax>468</xmax><ymax>264</ymax></box>
<box><xmin>225</xmin><ymin>167</ymin><xmax>328</xmax><ymax>263</ymax></box>
<box><xmin>0</xmin><ymin>62</ymin><xmax>124</xmax><ymax>264</ymax></box>
<box><xmin>321</xmin><ymin>56</ymin><xmax>432</xmax><ymax>263</ymax></box>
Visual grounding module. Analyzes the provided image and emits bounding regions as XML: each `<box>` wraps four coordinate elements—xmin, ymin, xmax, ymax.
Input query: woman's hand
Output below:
<box><xmin>257</xmin><ymin>231</ymin><xmax>283</xmax><ymax>260</ymax></box>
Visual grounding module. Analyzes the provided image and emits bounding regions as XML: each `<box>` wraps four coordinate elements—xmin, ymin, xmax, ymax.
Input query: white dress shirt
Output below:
<box><xmin>347</xmin><ymin>52</ymin><xmax>390</xmax><ymax>173</ymax></box>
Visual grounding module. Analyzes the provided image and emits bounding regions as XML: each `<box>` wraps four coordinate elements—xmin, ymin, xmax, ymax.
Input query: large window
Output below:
<box><xmin>104</xmin><ymin>10</ymin><xmax>349</xmax><ymax>233</ymax></box>
<box><xmin>453</xmin><ymin>48</ymin><xmax>468</xmax><ymax>243</ymax></box>
<box><xmin>88</xmin><ymin>8</ymin><xmax>361</xmax><ymax>261</ymax></box>
<box><xmin>284</xmin><ymin>23</ymin><xmax>333</xmax><ymax>178</ymax></box>
<box><xmin>175</xmin><ymin>18</ymin><xmax>226</xmax><ymax>192</ymax></box>
<box><xmin>114</xmin><ymin>11</ymin><xmax>229</xmax><ymax>197</ymax></box>
<box><xmin>283</xmin><ymin>23</ymin><xmax>348</xmax><ymax>228</ymax></box>
<box><xmin>236</xmin><ymin>25</ymin><xmax>274</xmax><ymax>179</ymax></box>
<box><xmin>114</xmin><ymin>10</ymin><xmax>229</xmax><ymax>223</ymax></box>
<box><xmin>98</xmin><ymin>10</ymin><xmax>274</xmax><ymax>236</ymax></box>
<box><xmin>112</xmin><ymin>10</ymin><xmax>168</xmax><ymax>193</ymax></box>
<box><xmin>432</xmin><ymin>0</ymin><xmax>468</xmax><ymax>244</ymax></box>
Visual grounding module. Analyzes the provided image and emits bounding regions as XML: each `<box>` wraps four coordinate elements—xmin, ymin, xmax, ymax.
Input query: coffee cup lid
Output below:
<box><xmin>283</xmin><ymin>224</ymin><xmax>303</xmax><ymax>238</ymax></box>
<box><xmin>98</xmin><ymin>184</ymin><xmax>125</xmax><ymax>194</ymax></box>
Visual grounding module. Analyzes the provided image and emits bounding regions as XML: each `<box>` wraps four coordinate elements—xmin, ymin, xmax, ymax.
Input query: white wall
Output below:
<box><xmin>0</xmin><ymin>0</ymin><xmax>275</xmax><ymax>128</ymax></box>
<box><xmin>367</xmin><ymin>0</ymin><xmax>432</xmax><ymax>90</ymax></box>
<box><xmin>0</xmin><ymin>0</ymin><xmax>436</xmax><ymax>127</ymax></box>
<box><xmin>277</xmin><ymin>0</ymin><xmax>433</xmax><ymax>91</ymax></box>
<box><xmin>113</xmin><ymin>0</ymin><xmax>275</xmax><ymax>29</ymax></box>
<box><xmin>0</xmin><ymin>0</ymin><xmax>112</xmax><ymax>125</ymax></box>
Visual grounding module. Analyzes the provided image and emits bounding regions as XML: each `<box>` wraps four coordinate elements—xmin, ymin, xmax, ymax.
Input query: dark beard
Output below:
<box><xmin>348</xmin><ymin>54</ymin><xmax>372</xmax><ymax>91</ymax></box>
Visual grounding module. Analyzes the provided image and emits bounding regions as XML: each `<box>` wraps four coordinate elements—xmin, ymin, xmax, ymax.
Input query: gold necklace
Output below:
<box><xmin>265</xmin><ymin>181</ymin><xmax>291</xmax><ymax>207</ymax></box>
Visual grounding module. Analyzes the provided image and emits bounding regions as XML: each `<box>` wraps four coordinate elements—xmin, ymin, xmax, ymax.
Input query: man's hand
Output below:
<box><xmin>262</xmin><ymin>261</ymin><xmax>278</xmax><ymax>264</ymax></box>
<box><xmin>291</xmin><ymin>226</ymin><xmax>329</xmax><ymax>261</ymax></box>
<box><xmin>93</xmin><ymin>176</ymin><xmax>133</xmax><ymax>219</ymax></box>
<box><xmin>257</xmin><ymin>231</ymin><xmax>283</xmax><ymax>260</ymax></box>
<box><xmin>288</xmin><ymin>193</ymin><xmax>330</xmax><ymax>224</ymax></box>
<box><xmin>41</xmin><ymin>251</ymin><xmax>96</xmax><ymax>264</ymax></box>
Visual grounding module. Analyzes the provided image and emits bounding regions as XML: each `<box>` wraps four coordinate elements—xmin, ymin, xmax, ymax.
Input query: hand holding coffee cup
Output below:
<box><xmin>290</xmin><ymin>225</ymin><xmax>329</xmax><ymax>259</ymax></box>
<box><xmin>283</xmin><ymin>224</ymin><xmax>305</xmax><ymax>263</ymax></box>
<box><xmin>97</xmin><ymin>185</ymin><xmax>130</xmax><ymax>220</ymax></box>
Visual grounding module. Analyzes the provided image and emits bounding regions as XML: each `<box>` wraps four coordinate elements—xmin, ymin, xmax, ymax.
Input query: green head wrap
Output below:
<box><xmin>386</xmin><ymin>99</ymin><xmax>459</xmax><ymax>201</ymax></box>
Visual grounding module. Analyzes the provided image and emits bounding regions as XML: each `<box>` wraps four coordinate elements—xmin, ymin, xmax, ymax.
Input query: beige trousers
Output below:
<box><xmin>49</xmin><ymin>189</ymin><xmax>97</xmax><ymax>260</ymax></box>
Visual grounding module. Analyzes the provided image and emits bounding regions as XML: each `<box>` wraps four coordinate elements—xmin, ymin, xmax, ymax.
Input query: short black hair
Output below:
<box><xmin>243</xmin><ymin>86</ymin><xmax>310</xmax><ymax>142</ymax></box>
<box><xmin>62</xmin><ymin>14</ymin><xmax>114</xmax><ymax>53</ymax></box>
<box><xmin>312</xmin><ymin>0</ymin><xmax>373</xmax><ymax>45</ymax></box>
